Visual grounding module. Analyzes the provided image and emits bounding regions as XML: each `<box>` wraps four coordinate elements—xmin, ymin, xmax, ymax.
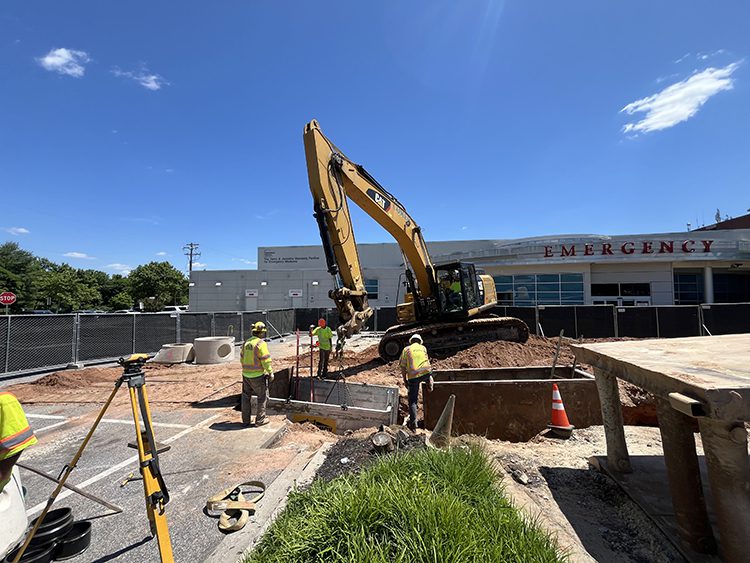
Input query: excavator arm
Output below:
<box><xmin>303</xmin><ymin>120</ymin><xmax>435</xmax><ymax>341</ymax></box>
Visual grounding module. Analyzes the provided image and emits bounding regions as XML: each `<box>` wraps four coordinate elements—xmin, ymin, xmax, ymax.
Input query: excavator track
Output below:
<box><xmin>378</xmin><ymin>316</ymin><xmax>530</xmax><ymax>362</ymax></box>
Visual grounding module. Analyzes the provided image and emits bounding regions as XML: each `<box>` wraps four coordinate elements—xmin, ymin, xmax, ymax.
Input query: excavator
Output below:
<box><xmin>303</xmin><ymin>120</ymin><xmax>529</xmax><ymax>361</ymax></box>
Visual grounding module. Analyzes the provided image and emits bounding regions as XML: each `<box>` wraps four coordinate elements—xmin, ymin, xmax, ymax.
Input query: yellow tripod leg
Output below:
<box><xmin>128</xmin><ymin>384</ymin><xmax>174</xmax><ymax>563</ymax></box>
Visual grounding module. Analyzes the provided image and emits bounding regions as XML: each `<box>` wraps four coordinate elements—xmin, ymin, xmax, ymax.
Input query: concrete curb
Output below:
<box><xmin>203</xmin><ymin>442</ymin><xmax>333</xmax><ymax>563</ymax></box>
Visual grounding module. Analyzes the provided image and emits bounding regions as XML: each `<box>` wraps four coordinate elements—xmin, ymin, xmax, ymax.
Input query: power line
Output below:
<box><xmin>183</xmin><ymin>242</ymin><xmax>201</xmax><ymax>273</ymax></box>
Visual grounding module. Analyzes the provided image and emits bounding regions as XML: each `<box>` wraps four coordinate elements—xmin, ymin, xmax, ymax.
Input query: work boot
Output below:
<box><xmin>255</xmin><ymin>416</ymin><xmax>270</xmax><ymax>427</ymax></box>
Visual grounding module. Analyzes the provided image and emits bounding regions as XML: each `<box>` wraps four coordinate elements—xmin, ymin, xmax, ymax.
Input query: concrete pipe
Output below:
<box><xmin>151</xmin><ymin>343</ymin><xmax>195</xmax><ymax>364</ymax></box>
<box><xmin>194</xmin><ymin>336</ymin><xmax>235</xmax><ymax>364</ymax></box>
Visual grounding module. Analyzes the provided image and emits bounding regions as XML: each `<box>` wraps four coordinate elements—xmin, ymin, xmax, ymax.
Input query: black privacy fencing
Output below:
<box><xmin>0</xmin><ymin>310</ymin><xmax>298</xmax><ymax>378</ymax></box>
<box><xmin>2</xmin><ymin>303</ymin><xmax>749</xmax><ymax>378</ymax></box>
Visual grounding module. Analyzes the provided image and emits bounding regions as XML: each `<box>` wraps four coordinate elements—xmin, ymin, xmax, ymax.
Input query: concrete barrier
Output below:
<box><xmin>151</xmin><ymin>343</ymin><xmax>195</xmax><ymax>364</ymax></box>
<box><xmin>423</xmin><ymin>366</ymin><xmax>602</xmax><ymax>442</ymax></box>
<box><xmin>193</xmin><ymin>336</ymin><xmax>235</xmax><ymax>364</ymax></box>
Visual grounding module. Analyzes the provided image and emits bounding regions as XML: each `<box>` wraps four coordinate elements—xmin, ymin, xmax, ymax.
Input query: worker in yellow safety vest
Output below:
<box><xmin>1</xmin><ymin>392</ymin><xmax>38</xmax><ymax>493</ymax></box>
<box><xmin>240</xmin><ymin>322</ymin><xmax>274</xmax><ymax>427</ymax></box>
<box><xmin>399</xmin><ymin>334</ymin><xmax>434</xmax><ymax>431</ymax></box>
<box><xmin>309</xmin><ymin>318</ymin><xmax>334</xmax><ymax>378</ymax></box>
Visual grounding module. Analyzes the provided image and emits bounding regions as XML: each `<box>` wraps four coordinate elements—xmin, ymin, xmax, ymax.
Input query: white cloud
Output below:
<box><xmin>4</xmin><ymin>227</ymin><xmax>30</xmax><ymax>236</ymax></box>
<box><xmin>165</xmin><ymin>168</ymin><xmax>174</xmax><ymax>173</ymax></box>
<box><xmin>63</xmin><ymin>251</ymin><xmax>95</xmax><ymax>259</ymax></box>
<box><xmin>37</xmin><ymin>48</ymin><xmax>91</xmax><ymax>77</ymax></box>
<box><xmin>111</xmin><ymin>66</ymin><xmax>169</xmax><ymax>91</ymax></box>
<box><xmin>192</xmin><ymin>262</ymin><xmax>207</xmax><ymax>269</ymax></box>
<box><xmin>233</xmin><ymin>258</ymin><xmax>257</xmax><ymax>266</ymax></box>
<box><xmin>620</xmin><ymin>61</ymin><xmax>741</xmax><ymax>134</ymax></box>
<box><xmin>106</xmin><ymin>263</ymin><xmax>132</xmax><ymax>275</ymax></box>
<box><xmin>156</xmin><ymin>251</ymin><xmax>168</xmax><ymax>256</ymax></box>
<box><xmin>674</xmin><ymin>53</ymin><xmax>690</xmax><ymax>64</ymax></box>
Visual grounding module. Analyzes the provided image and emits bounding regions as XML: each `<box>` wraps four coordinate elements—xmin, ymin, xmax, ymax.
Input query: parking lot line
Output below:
<box><xmin>34</xmin><ymin>420</ymin><xmax>70</xmax><ymax>433</ymax></box>
<box><xmin>25</xmin><ymin>412</ymin><xmax>223</xmax><ymax>516</ymax></box>
<box><xmin>26</xmin><ymin>413</ymin><xmax>67</xmax><ymax>420</ymax></box>
<box><xmin>101</xmin><ymin>418</ymin><xmax>192</xmax><ymax>429</ymax></box>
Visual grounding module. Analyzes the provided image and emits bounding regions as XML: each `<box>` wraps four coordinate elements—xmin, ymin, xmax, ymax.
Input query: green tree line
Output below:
<box><xmin>0</xmin><ymin>242</ymin><xmax>189</xmax><ymax>313</ymax></box>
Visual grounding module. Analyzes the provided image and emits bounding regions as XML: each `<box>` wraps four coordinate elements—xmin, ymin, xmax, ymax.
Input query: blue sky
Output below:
<box><xmin>1</xmin><ymin>1</ymin><xmax>748</xmax><ymax>274</ymax></box>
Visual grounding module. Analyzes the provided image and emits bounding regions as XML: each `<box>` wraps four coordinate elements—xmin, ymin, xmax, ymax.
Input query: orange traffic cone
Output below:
<box><xmin>547</xmin><ymin>383</ymin><xmax>574</xmax><ymax>439</ymax></box>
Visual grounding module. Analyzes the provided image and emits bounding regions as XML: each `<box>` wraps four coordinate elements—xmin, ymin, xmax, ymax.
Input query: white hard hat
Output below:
<box><xmin>409</xmin><ymin>333</ymin><xmax>423</xmax><ymax>343</ymax></box>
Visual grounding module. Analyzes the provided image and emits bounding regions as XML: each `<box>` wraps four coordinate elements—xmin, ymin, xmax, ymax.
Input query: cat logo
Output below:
<box><xmin>366</xmin><ymin>188</ymin><xmax>391</xmax><ymax>213</ymax></box>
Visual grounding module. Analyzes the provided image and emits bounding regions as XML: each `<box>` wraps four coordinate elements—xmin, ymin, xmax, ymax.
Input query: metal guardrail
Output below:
<box><xmin>2</xmin><ymin>303</ymin><xmax>748</xmax><ymax>378</ymax></box>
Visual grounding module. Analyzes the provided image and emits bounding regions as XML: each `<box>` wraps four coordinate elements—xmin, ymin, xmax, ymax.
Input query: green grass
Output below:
<box><xmin>245</xmin><ymin>445</ymin><xmax>566</xmax><ymax>563</ymax></box>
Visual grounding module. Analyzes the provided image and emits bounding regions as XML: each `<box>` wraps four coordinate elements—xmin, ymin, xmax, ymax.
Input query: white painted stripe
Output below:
<box><xmin>552</xmin><ymin>391</ymin><xmax>562</xmax><ymax>400</ymax></box>
<box><xmin>26</xmin><ymin>413</ymin><xmax>222</xmax><ymax>516</ymax></box>
<box><xmin>100</xmin><ymin>418</ymin><xmax>191</xmax><ymax>429</ymax></box>
<box><xmin>26</xmin><ymin>414</ymin><xmax>67</xmax><ymax>420</ymax></box>
<box><xmin>552</xmin><ymin>403</ymin><xmax>565</xmax><ymax>410</ymax></box>
<box><xmin>34</xmin><ymin>420</ymin><xmax>70</xmax><ymax>433</ymax></box>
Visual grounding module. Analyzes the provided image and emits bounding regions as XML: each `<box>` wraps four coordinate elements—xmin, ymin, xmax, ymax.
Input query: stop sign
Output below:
<box><xmin>0</xmin><ymin>292</ymin><xmax>16</xmax><ymax>305</ymax></box>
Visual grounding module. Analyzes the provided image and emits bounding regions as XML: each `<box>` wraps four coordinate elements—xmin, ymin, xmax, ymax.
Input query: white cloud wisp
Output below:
<box><xmin>107</xmin><ymin>263</ymin><xmax>132</xmax><ymax>275</ymax></box>
<box><xmin>620</xmin><ymin>61</ymin><xmax>741</xmax><ymax>134</ymax></box>
<box><xmin>111</xmin><ymin>66</ymin><xmax>169</xmax><ymax>91</ymax></box>
<box><xmin>4</xmin><ymin>227</ymin><xmax>30</xmax><ymax>236</ymax></box>
<box><xmin>37</xmin><ymin>48</ymin><xmax>91</xmax><ymax>77</ymax></box>
<box><xmin>63</xmin><ymin>252</ymin><xmax>95</xmax><ymax>260</ymax></box>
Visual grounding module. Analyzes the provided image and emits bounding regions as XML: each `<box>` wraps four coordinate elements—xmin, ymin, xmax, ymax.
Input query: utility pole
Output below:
<box><xmin>183</xmin><ymin>242</ymin><xmax>201</xmax><ymax>273</ymax></box>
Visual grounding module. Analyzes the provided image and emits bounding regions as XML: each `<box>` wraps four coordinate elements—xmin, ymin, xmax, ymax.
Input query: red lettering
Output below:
<box><xmin>621</xmin><ymin>242</ymin><xmax>634</xmax><ymax>254</ymax></box>
<box><xmin>584</xmin><ymin>244</ymin><xmax>594</xmax><ymax>256</ymax></box>
<box><xmin>602</xmin><ymin>243</ymin><xmax>613</xmax><ymax>255</ymax></box>
<box><xmin>682</xmin><ymin>240</ymin><xmax>695</xmax><ymax>253</ymax></box>
<box><xmin>561</xmin><ymin>245</ymin><xmax>576</xmax><ymax>257</ymax></box>
<box><xmin>544</xmin><ymin>246</ymin><xmax>553</xmax><ymax>257</ymax></box>
<box><xmin>701</xmin><ymin>240</ymin><xmax>714</xmax><ymax>252</ymax></box>
<box><xmin>641</xmin><ymin>241</ymin><xmax>653</xmax><ymax>254</ymax></box>
<box><xmin>659</xmin><ymin>241</ymin><xmax>674</xmax><ymax>254</ymax></box>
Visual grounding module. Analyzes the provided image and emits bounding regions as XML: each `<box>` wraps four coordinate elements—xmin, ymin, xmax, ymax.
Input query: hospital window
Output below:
<box><xmin>493</xmin><ymin>273</ymin><xmax>584</xmax><ymax>306</ymax></box>
<box><xmin>364</xmin><ymin>279</ymin><xmax>379</xmax><ymax>300</ymax></box>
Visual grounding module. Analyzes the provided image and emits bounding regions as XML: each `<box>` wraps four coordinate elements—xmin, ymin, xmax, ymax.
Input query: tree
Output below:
<box><xmin>109</xmin><ymin>290</ymin><xmax>134</xmax><ymax>311</ymax></box>
<box><xmin>128</xmin><ymin>262</ymin><xmax>188</xmax><ymax>312</ymax></box>
<box><xmin>0</xmin><ymin>242</ymin><xmax>47</xmax><ymax>311</ymax></box>
<box><xmin>36</xmin><ymin>264</ymin><xmax>101</xmax><ymax>312</ymax></box>
<box><xmin>101</xmin><ymin>274</ymin><xmax>132</xmax><ymax>310</ymax></box>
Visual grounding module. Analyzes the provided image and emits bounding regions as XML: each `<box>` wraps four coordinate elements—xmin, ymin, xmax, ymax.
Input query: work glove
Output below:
<box><xmin>428</xmin><ymin>375</ymin><xmax>434</xmax><ymax>392</ymax></box>
<box><xmin>265</xmin><ymin>372</ymin><xmax>274</xmax><ymax>384</ymax></box>
<box><xmin>309</xmin><ymin>325</ymin><xmax>315</xmax><ymax>332</ymax></box>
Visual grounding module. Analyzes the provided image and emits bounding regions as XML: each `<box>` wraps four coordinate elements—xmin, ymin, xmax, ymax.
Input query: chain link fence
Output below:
<box><xmin>2</xmin><ymin>303</ymin><xmax>749</xmax><ymax>378</ymax></box>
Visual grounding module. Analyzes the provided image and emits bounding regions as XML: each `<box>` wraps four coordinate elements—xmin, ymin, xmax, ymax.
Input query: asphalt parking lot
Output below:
<box><xmin>17</xmin><ymin>401</ymin><xmax>291</xmax><ymax>563</ymax></box>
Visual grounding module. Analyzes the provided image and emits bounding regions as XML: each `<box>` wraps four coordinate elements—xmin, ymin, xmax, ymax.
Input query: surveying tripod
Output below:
<box><xmin>12</xmin><ymin>354</ymin><xmax>174</xmax><ymax>563</ymax></box>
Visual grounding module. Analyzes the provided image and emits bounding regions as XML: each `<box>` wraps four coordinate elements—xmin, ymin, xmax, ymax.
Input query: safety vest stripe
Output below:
<box><xmin>0</xmin><ymin>426</ymin><xmax>35</xmax><ymax>450</ymax></box>
<box><xmin>242</xmin><ymin>340</ymin><xmax>264</xmax><ymax>370</ymax></box>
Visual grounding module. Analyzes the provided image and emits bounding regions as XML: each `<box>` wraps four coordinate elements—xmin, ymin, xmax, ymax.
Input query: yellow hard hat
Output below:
<box><xmin>252</xmin><ymin>321</ymin><xmax>267</xmax><ymax>334</ymax></box>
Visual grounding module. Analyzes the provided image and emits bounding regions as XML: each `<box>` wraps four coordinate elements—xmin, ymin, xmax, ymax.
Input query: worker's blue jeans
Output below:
<box><xmin>407</xmin><ymin>374</ymin><xmax>431</xmax><ymax>430</ymax></box>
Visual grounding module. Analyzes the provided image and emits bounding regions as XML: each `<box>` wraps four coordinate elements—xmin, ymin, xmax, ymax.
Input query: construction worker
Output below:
<box><xmin>0</xmin><ymin>391</ymin><xmax>38</xmax><ymax>493</ymax></box>
<box><xmin>309</xmin><ymin>318</ymin><xmax>334</xmax><ymax>378</ymax></box>
<box><xmin>240</xmin><ymin>322</ymin><xmax>274</xmax><ymax>427</ymax></box>
<box><xmin>399</xmin><ymin>334</ymin><xmax>434</xmax><ymax>431</ymax></box>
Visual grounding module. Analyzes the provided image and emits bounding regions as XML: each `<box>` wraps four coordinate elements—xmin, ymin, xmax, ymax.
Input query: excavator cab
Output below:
<box><xmin>434</xmin><ymin>262</ymin><xmax>482</xmax><ymax>316</ymax></box>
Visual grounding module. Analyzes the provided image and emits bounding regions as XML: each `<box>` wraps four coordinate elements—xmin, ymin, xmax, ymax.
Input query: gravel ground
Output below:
<box><xmin>481</xmin><ymin>425</ymin><xmax>686</xmax><ymax>563</ymax></box>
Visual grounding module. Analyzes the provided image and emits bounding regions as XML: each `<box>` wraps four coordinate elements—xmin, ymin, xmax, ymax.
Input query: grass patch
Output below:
<box><xmin>246</xmin><ymin>445</ymin><xmax>566</xmax><ymax>563</ymax></box>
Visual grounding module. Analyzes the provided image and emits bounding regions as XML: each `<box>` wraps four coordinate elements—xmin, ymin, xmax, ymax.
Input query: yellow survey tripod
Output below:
<box><xmin>12</xmin><ymin>354</ymin><xmax>174</xmax><ymax>563</ymax></box>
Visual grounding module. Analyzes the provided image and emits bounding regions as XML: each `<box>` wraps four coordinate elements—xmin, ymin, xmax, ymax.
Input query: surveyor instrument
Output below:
<box><xmin>12</xmin><ymin>354</ymin><xmax>174</xmax><ymax>563</ymax></box>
